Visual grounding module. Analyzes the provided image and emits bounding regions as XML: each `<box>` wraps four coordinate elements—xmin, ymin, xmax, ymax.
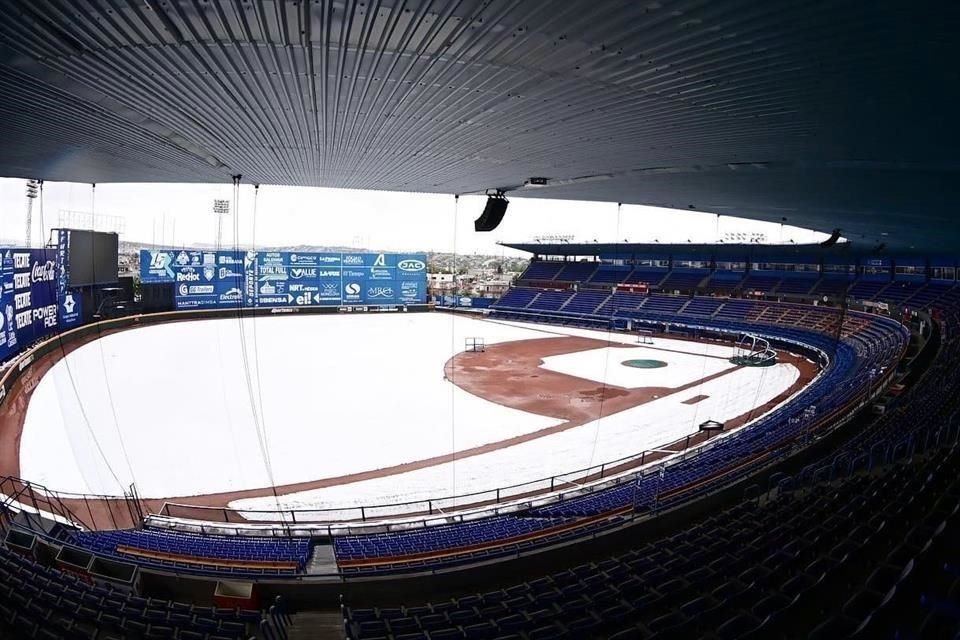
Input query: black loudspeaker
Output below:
<box><xmin>474</xmin><ymin>195</ymin><xmax>509</xmax><ymax>232</ymax></box>
<box><xmin>820</xmin><ymin>228</ymin><xmax>842</xmax><ymax>247</ymax></box>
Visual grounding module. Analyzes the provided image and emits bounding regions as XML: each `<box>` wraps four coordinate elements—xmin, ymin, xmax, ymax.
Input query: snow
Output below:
<box><xmin>20</xmin><ymin>313</ymin><xmax>802</xmax><ymax>514</ymax></box>
<box><xmin>539</xmin><ymin>345</ymin><xmax>732</xmax><ymax>388</ymax></box>
<box><xmin>229</xmin><ymin>357</ymin><xmax>799</xmax><ymax>520</ymax></box>
<box><xmin>20</xmin><ymin>314</ymin><xmax>561</xmax><ymax>497</ymax></box>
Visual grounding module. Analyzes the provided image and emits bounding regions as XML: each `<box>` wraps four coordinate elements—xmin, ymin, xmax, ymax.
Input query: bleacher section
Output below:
<box><xmin>739</xmin><ymin>274</ymin><xmax>781</xmax><ymax>294</ymax></box>
<box><xmin>75</xmin><ymin>529</ymin><xmax>310</xmax><ymax>575</ymax></box>
<box><xmin>881</xmin><ymin>280</ymin><xmax>925</xmax><ymax>304</ymax></box>
<box><xmin>491</xmin><ymin>286</ymin><xmax>539</xmax><ymax>309</ymax></box>
<box><xmin>344</xmin><ymin>448</ymin><xmax>960</xmax><ymax>640</ymax></box>
<box><xmin>334</xmin><ymin>301</ymin><xmax>906</xmax><ymax>573</ymax></box>
<box><xmin>0</xmin><ymin>542</ymin><xmax>272</xmax><ymax>639</ymax></box>
<box><xmin>700</xmin><ymin>272</ymin><xmax>743</xmax><ymax>295</ymax></box>
<box><xmin>589</xmin><ymin>266</ymin><xmax>633</xmax><ymax>285</ymax></box>
<box><xmin>335</xmin><ymin>516</ymin><xmax>578</xmax><ymax>566</ymax></box>
<box><xmin>520</xmin><ymin>261</ymin><xmax>565</xmax><ymax>281</ymax></box>
<box><xmin>622</xmin><ymin>269</ymin><xmax>667</xmax><ymax>286</ymax></box>
<box><xmin>529</xmin><ymin>289</ymin><xmax>574</xmax><ymax>311</ymax></box>
<box><xmin>595</xmin><ymin>292</ymin><xmax>647</xmax><ymax>315</ymax></box>
<box><xmin>775</xmin><ymin>275</ymin><xmax>818</xmax><ymax>295</ymax></box>
<box><xmin>562</xmin><ymin>290</ymin><xmax>610</xmax><ymax>315</ymax></box>
<box><xmin>848</xmin><ymin>280</ymin><xmax>890</xmax><ymax>300</ymax></box>
<box><xmin>657</xmin><ymin>271</ymin><xmax>706</xmax><ymax>292</ymax></box>
<box><xmin>6</xmin><ymin>250</ymin><xmax>957</xmax><ymax>639</ymax></box>
<box><xmin>811</xmin><ymin>276</ymin><xmax>854</xmax><ymax>297</ymax></box>
<box><xmin>554</xmin><ymin>262</ymin><xmax>598</xmax><ymax>282</ymax></box>
<box><xmin>639</xmin><ymin>294</ymin><xmax>687</xmax><ymax>315</ymax></box>
<box><xmin>909</xmin><ymin>283</ymin><xmax>960</xmax><ymax>309</ymax></box>
<box><xmin>342</xmin><ymin>309</ymin><xmax>960</xmax><ymax>637</ymax></box>
<box><xmin>683</xmin><ymin>297</ymin><xmax>724</xmax><ymax>316</ymax></box>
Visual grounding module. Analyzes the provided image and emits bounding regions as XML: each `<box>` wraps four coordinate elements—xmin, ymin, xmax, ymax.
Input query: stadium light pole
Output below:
<box><xmin>25</xmin><ymin>179</ymin><xmax>40</xmax><ymax>246</ymax></box>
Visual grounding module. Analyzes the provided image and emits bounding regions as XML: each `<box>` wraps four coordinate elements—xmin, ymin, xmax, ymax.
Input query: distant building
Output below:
<box><xmin>475</xmin><ymin>280</ymin><xmax>511</xmax><ymax>298</ymax></box>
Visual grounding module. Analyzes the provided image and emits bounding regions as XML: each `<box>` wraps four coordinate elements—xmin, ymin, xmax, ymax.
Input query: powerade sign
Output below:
<box><xmin>0</xmin><ymin>247</ymin><xmax>81</xmax><ymax>362</ymax></box>
<box><xmin>141</xmin><ymin>250</ymin><xmax>426</xmax><ymax>309</ymax></box>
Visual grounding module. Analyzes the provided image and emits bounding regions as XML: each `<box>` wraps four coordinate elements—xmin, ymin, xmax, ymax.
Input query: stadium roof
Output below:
<box><xmin>0</xmin><ymin>1</ymin><xmax>958</xmax><ymax>251</ymax></box>
<box><xmin>499</xmin><ymin>241</ymin><xmax>934</xmax><ymax>261</ymax></box>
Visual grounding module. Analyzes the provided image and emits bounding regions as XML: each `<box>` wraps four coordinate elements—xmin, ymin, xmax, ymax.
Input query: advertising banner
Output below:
<box><xmin>142</xmin><ymin>249</ymin><xmax>427</xmax><ymax>310</ymax></box>
<box><xmin>11</xmin><ymin>249</ymin><xmax>60</xmax><ymax>348</ymax></box>
<box><xmin>0</xmin><ymin>250</ymin><xmax>13</xmax><ymax>362</ymax></box>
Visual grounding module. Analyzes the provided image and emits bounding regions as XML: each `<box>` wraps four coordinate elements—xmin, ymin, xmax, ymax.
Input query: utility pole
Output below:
<box><xmin>25</xmin><ymin>179</ymin><xmax>40</xmax><ymax>246</ymax></box>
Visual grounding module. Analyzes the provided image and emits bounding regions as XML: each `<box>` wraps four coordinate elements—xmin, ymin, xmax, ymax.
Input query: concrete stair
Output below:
<box><xmin>286</xmin><ymin>611</ymin><xmax>346</xmax><ymax>640</ymax></box>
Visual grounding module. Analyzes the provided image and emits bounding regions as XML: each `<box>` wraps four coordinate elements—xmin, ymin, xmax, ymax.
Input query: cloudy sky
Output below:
<box><xmin>0</xmin><ymin>178</ymin><xmax>826</xmax><ymax>255</ymax></box>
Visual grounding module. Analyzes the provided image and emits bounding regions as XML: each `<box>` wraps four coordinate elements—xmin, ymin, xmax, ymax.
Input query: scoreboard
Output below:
<box><xmin>140</xmin><ymin>249</ymin><xmax>427</xmax><ymax>310</ymax></box>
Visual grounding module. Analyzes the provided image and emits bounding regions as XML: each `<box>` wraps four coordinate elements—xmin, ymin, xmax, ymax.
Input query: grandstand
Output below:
<box><xmin>1</xmin><ymin>1</ymin><xmax>959</xmax><ymax>638</ymax></box>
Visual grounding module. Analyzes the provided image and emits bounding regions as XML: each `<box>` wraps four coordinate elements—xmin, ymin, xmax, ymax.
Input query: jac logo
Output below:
<box><xmin>398</xmin><ymin>259</ymin><xmax>425</xmax><ymax>272</ymax></box>
<box><xmin>368</xmin><ymin>286</ymin><xmax>394</xmax><ymax>298</ymax></box>
<box><xmin>290</xmin><ymin>268</ymin><xmax>316</xmax><ymax>279</ymax></box>
<box><xmin>344</xmin><ymin>283</ymin><xmax>361</xmax><ymax>295</ymax></box>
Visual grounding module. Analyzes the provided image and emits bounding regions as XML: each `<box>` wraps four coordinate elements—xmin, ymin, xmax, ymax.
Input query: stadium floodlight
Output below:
<box><xmin>25</xmin><ymin>179</ymin><xmax>40</xmax><ymax>246</ymax></box>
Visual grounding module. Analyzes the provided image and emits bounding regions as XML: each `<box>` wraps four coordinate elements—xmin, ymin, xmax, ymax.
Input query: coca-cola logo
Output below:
<box><xmin>31</xmin><ymin>260</ymin><xmax>55</xmax><ymax>283</ymax></box>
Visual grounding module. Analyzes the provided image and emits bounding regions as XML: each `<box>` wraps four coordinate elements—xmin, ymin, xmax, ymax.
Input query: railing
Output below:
<box><xmin>148</xmin><ymin>321</ymin><xmax>908</xmax><ymax>537</ymax></box>
<box><xmin>1</xmin><ymin>293</ymin><xmax>910</xmax><ymax>539</ymax></box>
<box><xmin>154</xmin><ymin>429</ymin><xmax>742</xmax><ymax>533</ymax></box>
<box><xmin>0</xmin><ymin>476</ymin><xmax>93</xmax><ymax>532</ymax></box>
<box><xmin>0</xmin><ymin>475</ymin><xmax>150</xmax><ymax>533</ymax></box>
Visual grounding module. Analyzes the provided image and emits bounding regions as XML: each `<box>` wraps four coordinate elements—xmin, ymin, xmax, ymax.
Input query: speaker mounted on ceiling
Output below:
<box><xmin>820</xmin><ymin>228</ymin><xmax>842</xmax><ymax>247</ymax></box>
<box><xmin>474</xmin><ymin>192</ymin><xmax>509</xmax><ymax>232</ymax></box>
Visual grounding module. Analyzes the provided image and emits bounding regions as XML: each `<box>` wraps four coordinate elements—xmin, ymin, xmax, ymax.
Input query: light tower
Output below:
<box><xmin>25</xmin><ymin>179</ymin><xmax>40</xmax><ymax>246</ymax></box>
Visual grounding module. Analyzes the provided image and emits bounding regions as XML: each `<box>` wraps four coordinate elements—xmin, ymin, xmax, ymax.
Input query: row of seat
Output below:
<box><xmin>0</xmin><ymin>542</ymin><xmax>262</xmax><ymax>639</ymax></box>
<box><xmin>340</xmin><ymin>308</ymin><xmax>960</xmax><ymax>639</ymax></box>
<box><xmin>75</xmin><ymin>528</ymin><xmax>310</xmax><ymax>569</ymax></box>
<box><xmin>518</xmin><ymin>260</ymin><xmax>959</xmax><ymax>306</ymax></box>
<box><xmin>335</xmin><ymin>296</ymin><xmax>905</xmax><ymax>572</ymax></box>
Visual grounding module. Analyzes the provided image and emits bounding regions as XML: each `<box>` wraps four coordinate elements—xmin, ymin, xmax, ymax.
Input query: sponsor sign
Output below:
<box><xmin>142</xmin><ymin>249</ymin><xmax>427</xmax><ymax>310</ymax></box>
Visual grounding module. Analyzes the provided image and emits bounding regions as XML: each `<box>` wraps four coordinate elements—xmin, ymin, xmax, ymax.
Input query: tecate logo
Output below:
<box><xmin>345</xmin><ymin>283</ymin><xmax>361</xmax><ymax>295</ymax></box>
<box><xmin>398</xmin><ymin>259</ymin><xmax>425</xmax><ymax>272</ymax></box>
<box><xmin>368</xmin><ymin>286</ymin><xmax>394</xmax><ymax>298</ymax></box>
